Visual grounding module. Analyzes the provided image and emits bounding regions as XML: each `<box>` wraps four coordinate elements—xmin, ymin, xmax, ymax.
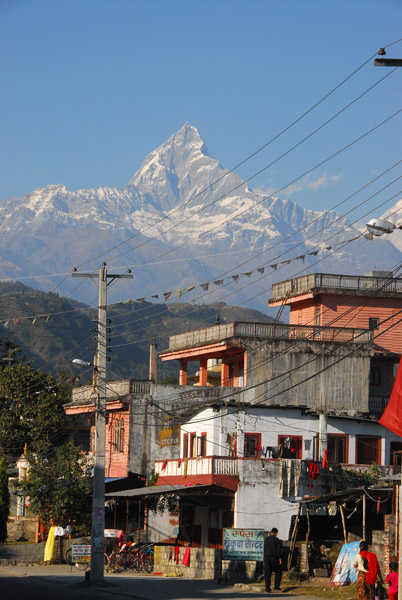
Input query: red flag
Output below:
<box><xmin>379</xmin><ymin>357</ymin><xmax>402</xmax><ymax>436</ymax></box>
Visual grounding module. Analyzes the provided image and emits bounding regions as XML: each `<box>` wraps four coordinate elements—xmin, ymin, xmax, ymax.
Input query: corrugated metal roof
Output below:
<box><xmin>105</xmin><ymin>483</ymin><xmax>234</xmax><ymax>499</ymax></box>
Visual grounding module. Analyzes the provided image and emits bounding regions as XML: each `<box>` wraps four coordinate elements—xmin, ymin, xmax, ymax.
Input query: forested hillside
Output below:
<box><xmin>0</xmin><ymin>282</ymin><xmax>275</xmax><ymax>381</ymax></box>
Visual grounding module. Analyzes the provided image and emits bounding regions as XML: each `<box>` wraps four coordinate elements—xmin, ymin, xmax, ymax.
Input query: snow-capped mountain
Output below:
<box><xmin>1</xmin><ymin>122</ymin><xmax>401</xmax><ymax>310</ymax></box>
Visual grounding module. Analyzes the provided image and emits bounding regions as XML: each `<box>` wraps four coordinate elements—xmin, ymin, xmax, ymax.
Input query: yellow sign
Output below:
<box><xmin>155</xmin><ymin>425</ymin><xmax>180</xmax><ymax>447</ymax></box>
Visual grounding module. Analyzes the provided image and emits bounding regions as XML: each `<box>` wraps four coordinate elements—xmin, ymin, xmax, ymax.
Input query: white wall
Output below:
<box><xmin>182</xmin><ymin>406</ymin><xmax>401</xmax><ymax>466</ymax></box>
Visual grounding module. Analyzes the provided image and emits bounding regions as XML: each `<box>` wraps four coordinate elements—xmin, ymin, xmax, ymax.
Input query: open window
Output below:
<box><xmin>244</xmin><ymin>433</ymin><xmax>261</xmax><ymax>457</ymax></box>
<box><xmin>197</xmin><ymin>433</ymin><xmax>207</xmax><ymax>457</ymax></box>
<box><xmin>278</xmin><ymin>435</ymin><xmax>302</xmax><ymax>459</ymax></box>
<box><xmin>356</xmin><ymin>435</ymin><xmax>381</xmax><ymax>465</ymax></box>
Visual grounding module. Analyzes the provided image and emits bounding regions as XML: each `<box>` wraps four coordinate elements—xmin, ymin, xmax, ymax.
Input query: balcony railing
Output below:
<box><xmin>166</xmin><ymin>321</ymin><xmax>372</xmax><ymax>351</ymax></box>
<box><xmin>270</xmin><ymin>273</ymin><xmax>402</xmax><ymax>302</ymax></box>
<box><xmin>154</xmin><ymin>456</ymin><xmax>239</xmax><ymax>477</ymax></box>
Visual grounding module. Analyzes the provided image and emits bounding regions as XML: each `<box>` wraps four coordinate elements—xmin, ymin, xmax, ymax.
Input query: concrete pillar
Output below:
<box><xmin>200</xmin><ymin>358</ymin><xmax>208</xmax><ymax>386</ymax></box>
<box><xmin>221</xmin><ymin>362</ymin><xmax>229</xmax><ymax>387</ymax></box>
<box><xmin>319</xmin><ymin>411</ymin><xmax>328</xmax><ymax>461</ymax></box>
<box><xmin>149</xmin><ymin>343</ymin><xmax>158</xmax><ymax>383</ymax></box>
<box><xmin>179</xmin><ymin>360</ymin><xmax>187</xmax><ymax>385</ymax></box>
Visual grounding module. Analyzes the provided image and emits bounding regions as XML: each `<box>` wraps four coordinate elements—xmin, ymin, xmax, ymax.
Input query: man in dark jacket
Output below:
<box><xmin>264</xmin><ymin>528</ymin><xmax>283</xmax><ymax>592</ymax></box>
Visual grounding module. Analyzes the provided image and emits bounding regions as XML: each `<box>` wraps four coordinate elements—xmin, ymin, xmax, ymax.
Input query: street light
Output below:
<box><xmin>72</xmin><ymin>358</ymin><xmax>93</xmax><ymax>368</ymax></box>
<box><xmin>366</xmin><ymin>219</ymin><xmax>402</xmax><ymax>594</ymax></box>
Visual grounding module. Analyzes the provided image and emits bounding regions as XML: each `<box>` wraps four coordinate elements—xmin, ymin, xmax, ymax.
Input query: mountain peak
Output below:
<box><xmin>128</xmin><ymin>123</ymin><xmax>211</xmax><ymax>188</ymax></box>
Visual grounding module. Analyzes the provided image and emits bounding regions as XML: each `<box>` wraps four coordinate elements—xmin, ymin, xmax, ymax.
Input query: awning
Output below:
<box><xmin>105</xmin><ymin>483</ymin><xmax>235</xmax><ymax>499</ymax></box>
<box><xmin>296</xmin><ymin>485</ymin><xmax>393</xmax><ymax>506</ymax></box>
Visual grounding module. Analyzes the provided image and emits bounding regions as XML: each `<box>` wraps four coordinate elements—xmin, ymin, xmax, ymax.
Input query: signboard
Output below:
<box><xmin>329</xmin><ymin>541</ymin><xmax>360</xmax><ymax>586</ymax></box>
<box><xmin>222</xmin><ymin>529</ymin><xmax>264</xmax><ymax>561</ymax></box>
<box><xmin>155</xmin><ymin>424</ymin><xmax>180</xmax><ymax>447</ymax></box>
<box><xmin>72</xmin><ymin>544</ymin><xmax>91</xmax><ymax>564</ymax></box>
<box><xmin>104</xmin><ymin>529</ymin><xmax>118</xmax><ymax>538</ymax></box>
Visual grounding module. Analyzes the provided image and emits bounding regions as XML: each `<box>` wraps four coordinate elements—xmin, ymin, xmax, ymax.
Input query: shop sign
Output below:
<box><xmin>222</xmin><ymin>528</ymin><xmax>264</xmax><ymax>561</ymax></box>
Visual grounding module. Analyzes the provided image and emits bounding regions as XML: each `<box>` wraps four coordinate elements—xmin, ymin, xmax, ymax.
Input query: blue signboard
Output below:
<box><xmin>329</xmin><ymin>541</ymin><xmax>360</xmax><ymax>586</ymax></box>
<box><xmin>222</xmin><ymin>528</ymin><xmax>264</xmax><ymax>561</ymax></box>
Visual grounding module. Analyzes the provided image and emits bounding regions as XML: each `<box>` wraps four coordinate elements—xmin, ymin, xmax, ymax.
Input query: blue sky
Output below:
<box><xmin>1</xmin><ymin>0</ymin><xmax>401</xmax><ymax>218</ymax></box>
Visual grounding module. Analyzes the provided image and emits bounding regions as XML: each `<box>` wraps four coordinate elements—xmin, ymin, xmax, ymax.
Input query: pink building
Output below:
<box><xmin>269</xmin><ymin>271</ymin><xmax>402</xmax><ymax>354</ymax></box>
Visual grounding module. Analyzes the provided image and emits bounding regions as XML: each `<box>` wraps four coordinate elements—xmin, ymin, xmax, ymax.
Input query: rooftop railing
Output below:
<box><xmin>166</xmin><ymin>321</ymin><xmax>372</xmax><ymax>351</ymax></box>
<box><xmin>270</xmin><ymin>273</ymin><xmax>402</xmax><ymax>302</ymax></box>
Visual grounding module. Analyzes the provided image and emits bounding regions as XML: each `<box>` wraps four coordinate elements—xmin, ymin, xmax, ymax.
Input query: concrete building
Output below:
<box><xmin>64</xmin><ymin>270</ymin><xmax>402</xmax><ymax>556</ymax></box>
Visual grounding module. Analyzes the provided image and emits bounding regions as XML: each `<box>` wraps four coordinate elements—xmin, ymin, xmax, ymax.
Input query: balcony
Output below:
<box><xmin>270</xmin><ymin>273</ymin><xmax>402</xmax><ymax>303</ymax></box>
<box><xmin>155</xmin><ymin>456</ymin><xmax>239</xmax><ymax>478</ymax></box>
<box><xmin>165</xmin><ymin>321</ymin><xmax>371</xmax><ymax>350</ymax></box>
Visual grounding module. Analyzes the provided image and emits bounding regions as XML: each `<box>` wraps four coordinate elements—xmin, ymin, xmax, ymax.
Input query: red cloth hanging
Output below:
<box><xmin>308</xmin><ymin>462</ymin><xmax>320</xmax><ymax>491</ymax></box>
<box><xmin>321</xmin><ymin>449</ymin><xmax>329</xmax><ymax>469</ymax></box>
<box><xmin>174</xmin><ymin>545</ymin><xmax>180</xmax><ymax>565</ymax></box>
<box><xmin>182</xmin><ymin>547</ymin><xmax>191</xmax><ymax>567</ymax></box>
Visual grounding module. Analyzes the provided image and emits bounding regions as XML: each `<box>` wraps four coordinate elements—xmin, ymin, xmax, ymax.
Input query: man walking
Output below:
<box><xmin>264</xmin><ymin>527</ymin><xmax>283</xmax><ymax>593</ymax></box>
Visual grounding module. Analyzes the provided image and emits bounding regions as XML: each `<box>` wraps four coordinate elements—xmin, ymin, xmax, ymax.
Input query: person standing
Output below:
<box><xmin>385</xmin><ymin>562</ymin><xmax>399</xmax><ymax>600</ymax></box>
<box><xmin>353</xmin><ymin>540</ymin><xmax>383</xmax><ymax>600</ymax></box>
<box><xmin>264</xmin><ymin>527</ymin><xmax>283</xmax><ymax>593</ymax></box>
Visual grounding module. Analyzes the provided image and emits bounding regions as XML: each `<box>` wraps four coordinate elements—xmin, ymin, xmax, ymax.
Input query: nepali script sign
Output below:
<box><xmin>222</xmin><ymin>529</ymin><xmax>264</xmax><ymax>561</ymax></box>
<box><xmin>72</xmin><ymin>544</ymin><xmax>91</xmax><ymax>564</ymax></box>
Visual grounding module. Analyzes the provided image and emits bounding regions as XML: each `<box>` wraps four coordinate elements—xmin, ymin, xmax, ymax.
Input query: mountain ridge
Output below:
<box><xmin>0</xmin><ymin>122</ymin><xmax>401</xmax><ymax>310</ymax></box>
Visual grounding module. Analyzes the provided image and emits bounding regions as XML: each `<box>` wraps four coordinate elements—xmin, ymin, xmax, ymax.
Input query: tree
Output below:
<box><xmin>0</xmin><ymin>360</ymin><xmax>70</xmax><ymax>464</ymax></box>
<box><xmin>0</xmin><ymin>459</ymin><xmax>9</xmax><ymax>543</ymax></box>
<box><xmin>19</xmin><ymin>441</ymin><xmax>93</xmax><ymax>532</ymax></box>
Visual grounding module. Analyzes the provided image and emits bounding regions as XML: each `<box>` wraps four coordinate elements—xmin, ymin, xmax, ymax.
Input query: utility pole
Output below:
<box><xmin>72</xmin><ymin>263</ymin><xmax>132</xmax><ymax>584</ymax></box>
<box><xmin>374</xmin><ymin>47</ymin><xmax>402</xmax><ymax>67</ymax></box>
<box><xmin>372</xmin><ymin>49</ymin><xmax>402</xmax><ymax>598</ymax></box>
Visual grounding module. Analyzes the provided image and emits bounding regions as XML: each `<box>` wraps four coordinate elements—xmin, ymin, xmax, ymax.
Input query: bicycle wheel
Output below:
<box><xmin>64</xmin><ymin>548</ymin><xmax>73</xmax><ymax>566</ymax></box>
<box><xmin>75</xmin><ymin>560</ymin><xmax>90</xmax><ymax>571</ymax></box>
<box><xmin>143</xmin><ymin>557</ymin><xmax>153</xmax><ymax>573</ymax></box>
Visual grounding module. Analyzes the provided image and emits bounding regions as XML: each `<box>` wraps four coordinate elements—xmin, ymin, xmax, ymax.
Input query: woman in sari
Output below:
<box><xmin>353</xmin><ymin>540</ymin><xmax>383</xmax><ymax>600</ymax></box>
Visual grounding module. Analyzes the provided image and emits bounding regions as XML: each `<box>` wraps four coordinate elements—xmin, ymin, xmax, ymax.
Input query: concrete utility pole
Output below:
<box><xmin>372</xmin><ymin>48</ymin><xmax>402</xmax><ymax>598</ymax></box>
<box><xmin>374</xmin><ymin>47</ymin><xmax>402</xmax><ymax>67</ymax></box>
<box><xmin>72</xmin><ymin>264</ymin><xmax>132</xmax><ymax>584</ymax></box>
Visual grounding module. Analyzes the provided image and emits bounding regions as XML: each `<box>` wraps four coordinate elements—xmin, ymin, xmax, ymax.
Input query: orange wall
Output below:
<box><xmin>90</xmin><ymin>410</ymin><xmax>130</xmax><ymax>478</ymax></box>
<box><xmin>289</xmin><ymin>294</ymin><xmax>402</xmax><ymax>353</ymax></box>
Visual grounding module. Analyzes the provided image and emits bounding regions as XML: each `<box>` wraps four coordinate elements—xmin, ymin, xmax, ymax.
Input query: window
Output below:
<box><xmin>190</xmin><ymin>433</ymin><xmax>197</xmax><ymax>457</ymax></box>
<box><xmin>197</xmin><ymin>433</ymin><xmax>207</xmax><ymax>457</ymax></box>
<box><xmin>244</xmin><ymin>433</ymin><xmax>261</xmax><ymax>457</ymax></box>
<box><xmin>113</xmin><ymin>417</ymin><xmax>124</xmax><ymax>453</ymax></box>
<box><xmin>356</xmin><ymin>435</ymin><xmax>381</xmax><ymax>465</ymax></box>
<box><xmin>328</xmin><ymin>434</ymin><xmax>348</xmax><ymax>463</ymax></box>
<box><xmin>315</xmin><ymin>307</ymin><xmax>321</xmax><ymax>327</ymax></box>
<box><xmin>390</xmin><ymin>441</ymin><xmax>402</xmax><ymax>470</ymax></box>
<box><xmin>278</xmin><ymin>435</ymin><xmax>302</xmax><ymax>459</ymax></box>
<box><xmin>183</xmin><ymin>433</ymin><xmax>189</xmax><ymax>458</ymax></box>
<box><xmin>183</xmin><ymin>432</ymin><xmax>205</xmax><ymax>457</ymax></box>
<box><xmin>370</xmin><ymin>366</ymin><xmax>382</xmax><ymax>386</ymax></box>
<box><xmin>369</xmin><ymin>318</ymin><xmax>380</xmax><ymax>330</ymax></box>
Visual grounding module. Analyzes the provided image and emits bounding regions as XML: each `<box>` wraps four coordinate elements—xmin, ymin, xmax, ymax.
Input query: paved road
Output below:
<box><xmin>0</xmin><ymin>564</ymin><xmax>319</xmax><ymax>600</ymax></box>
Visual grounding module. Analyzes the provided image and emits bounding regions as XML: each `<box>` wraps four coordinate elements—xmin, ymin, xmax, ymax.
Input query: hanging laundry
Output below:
<box><xmin>307</xmin><ymin>462</ymin><xmax>320</xmax><ymax>492</ymax></box>
<box><xmin>182</xmin><ymin>546</ymin><xmax>191</xmax><ymax>567</ymax></box>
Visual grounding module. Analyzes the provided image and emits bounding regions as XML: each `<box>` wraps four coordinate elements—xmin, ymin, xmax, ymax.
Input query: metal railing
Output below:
<box><xmin>166</xmin><ymin>321</ymin><xmax>372</xmax><ymax>350</ymax></box>
<box><xmin>270</xmin><ymin>273</ymin><xmax>402</xmax><ymax>301</ymax></box>
<box><xmin>154</xmin><ymin>456</ymin><xmax>239</xmax><ymax>477</ymax></box>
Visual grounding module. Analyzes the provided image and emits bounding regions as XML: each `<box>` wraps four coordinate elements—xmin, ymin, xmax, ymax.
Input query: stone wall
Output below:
<box><xmin>154</xmin><ymin>545</ymin><xmax>221</xmax><ymax>579</ymax></box>
<box><xmin>0</xmin><ymin>536</ymin><xmax>88</xmax><ymax>565</ymax></box>
<box><xmin>221</xmin><ymin>559</ymin><xmax>263</xmax><ymax>583</ymax></box>
<box><xmin>154</xmin><ymin>545</ymin><xmax>265</xmax><ymax>582</ymax></box>
<box><xmin>372</xmin><ymin>515</ymin><xmax>397</xmax><ymax>577</ymax></box>
<box><xmin>7</xmin><ymin>517</ymin><xmax>37</xmax><ymax>542</ymax></box>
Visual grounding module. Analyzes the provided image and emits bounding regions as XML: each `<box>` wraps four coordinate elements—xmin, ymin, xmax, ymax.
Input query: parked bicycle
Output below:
<box><xmin>64</xmin><ymin>546</ymin><xmax>90</xmax><ymax>571</ymax></box>
<box><xmin>131</xmin><ymin>543</ymin><xmax>154</xmax><ymax>573</ymax></box>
